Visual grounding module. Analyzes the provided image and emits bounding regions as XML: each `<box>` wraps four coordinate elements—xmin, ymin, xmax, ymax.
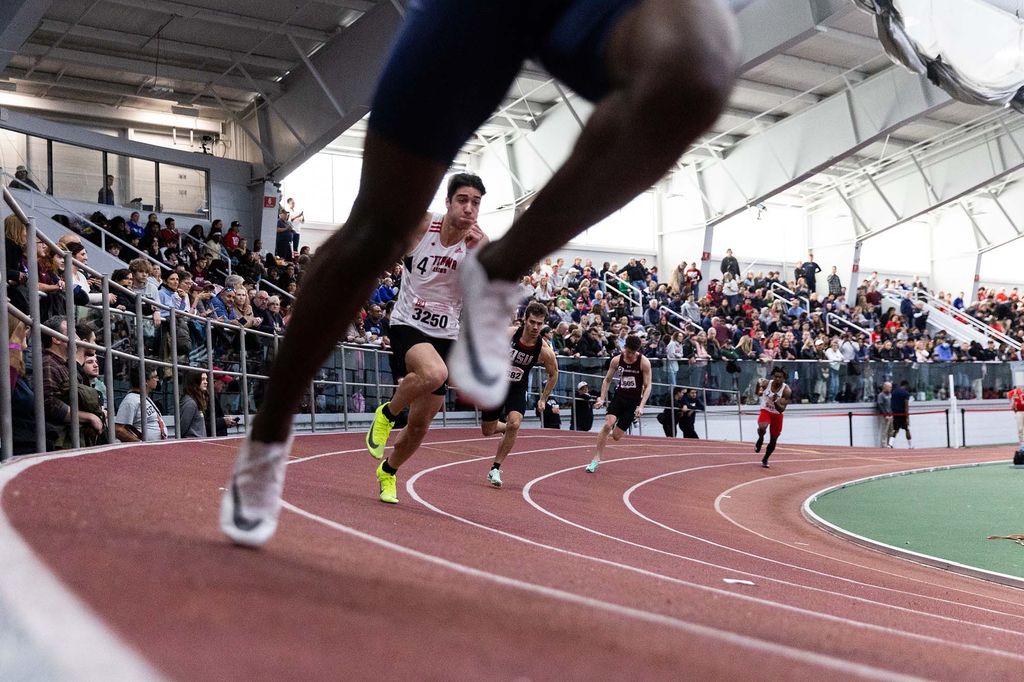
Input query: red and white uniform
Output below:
<box><xmin>757</xmin><ymin>381</ymin><xmax>786</xmax><ymax>437</ymax></box>
<box><xmin>1009</xmin><ymin>388</ymin><xmax>1024</xmax><ymax>444</ymax></box>
<box><xmin>391</xmin><ymin>214</ymin><xmax>470</xmax><ymax>341</ymax></box>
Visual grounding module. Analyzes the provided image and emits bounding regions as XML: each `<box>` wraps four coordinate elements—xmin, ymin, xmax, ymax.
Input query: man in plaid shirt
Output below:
<box><xmin>41</xmin><ymin>315</ymin><xmax>103</xmax><ymax>450</ymax></box>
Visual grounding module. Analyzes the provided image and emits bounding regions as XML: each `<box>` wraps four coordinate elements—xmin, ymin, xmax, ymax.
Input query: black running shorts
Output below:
<box><xmin>388</xmin><ymin>324</ymin><xmax>452</xmax><ymax>397</ymax></box>
<box><xmin>481</xmin><ymin>385</ymin><xmax>530</xmax><ymax>423</ymax></box>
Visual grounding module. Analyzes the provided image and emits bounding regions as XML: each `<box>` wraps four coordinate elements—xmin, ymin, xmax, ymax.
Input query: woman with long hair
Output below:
<box><xmin>178</xmin><ymin>371</ymin><xmax>209</xmax><ymax>437</ymax></box>
<box><xmin>5</xmin><ymin>214</ymin><xmax>30</xmax><ymax>314</ymax></box>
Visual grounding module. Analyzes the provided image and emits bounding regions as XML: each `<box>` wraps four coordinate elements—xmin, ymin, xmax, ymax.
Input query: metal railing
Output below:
<box><xmin>2</xmin><ymin>169</ymin><xmax>172</xmax><ymax>276</ymax></box>
<box><xmin>825</xmin><ymin>312</ymin><xmax>872</xmax><ymax>338</ymax></box>
<box><xmin>770</xmin><ymin>281</ymin><xmax>810</xmax><ymax>310</ymax></box>
<box><xmin>907</xmin><ymin>288</ymin><xmax>1021</xmax><ymax>352</ymax></box>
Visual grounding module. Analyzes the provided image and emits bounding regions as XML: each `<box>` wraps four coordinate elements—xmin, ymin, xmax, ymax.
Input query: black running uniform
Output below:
<box><xmin>482</xmin><ymin>328</ymin><xmax>543</xmax><ymax>421</ymax></box>
<box><xmin>608</xmin><ymin>354</ymin><xmax>643</xmax><ymax>430</ymax></box>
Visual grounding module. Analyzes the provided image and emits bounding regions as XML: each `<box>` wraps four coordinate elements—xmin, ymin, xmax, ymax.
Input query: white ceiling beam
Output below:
<box><xmin>311</xmin><ymin>0</ymin><xmax>376</xmax><ymax>11</ymax></box>
<box><xmin>18</xmin><ymin>43</ymin><xmax>279</xmax><ymax>95</ymax></box>
<box><xmin>0</xmin><ymin>91</ymin><xmax>223</xmax><ymax>133</ymax></box>
<box><xmin>4</xmin><ymin>66</ymin><xmax>248</xmax><ymax>111</ymax></box>
<box><xmin>35</xmin><ymin>19</ymin><xmax>297</xmax><ymax>73</ymax></box>
<box><xmin>769</xmin><ymin>54</ymin><xmax>868</xmax><ymax>83</ymax></box>
<box><xmin>812</xmin><ymin>25</ymin><xmax>884</xmax><ymax>51</ymax></box>
<box><xmin>734</xmin><ymin>78</ymin><xmax>823</xmax><ymax>104</ymax></box>
<box><xmin>101</xmin><ymin>0</ymin><xmax>333</xmax><ymax>43</ymax></box>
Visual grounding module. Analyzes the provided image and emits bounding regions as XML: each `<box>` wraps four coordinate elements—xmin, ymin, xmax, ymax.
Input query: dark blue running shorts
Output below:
<box><xmin>369</xmin><ymin>0</ymin><xmax>642</xmax><ymax>164</ymax></box>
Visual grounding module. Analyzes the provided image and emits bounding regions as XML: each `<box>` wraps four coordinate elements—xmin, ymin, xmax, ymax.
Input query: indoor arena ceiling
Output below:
<box><xmin>0</xmin><ymin>0</ymin><xmax>1006</xmax><ymax>200</ymax></box>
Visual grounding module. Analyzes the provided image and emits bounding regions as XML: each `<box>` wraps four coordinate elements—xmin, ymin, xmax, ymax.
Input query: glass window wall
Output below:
<box><xmin>159</xmin><ymin>162</ymin><xmax>208</xmax><ymax>216</ymax></box>
<box><xmin>51</xmin><ymin>141</ymin><xmax>104</xmax><ymax>204</ymax></box>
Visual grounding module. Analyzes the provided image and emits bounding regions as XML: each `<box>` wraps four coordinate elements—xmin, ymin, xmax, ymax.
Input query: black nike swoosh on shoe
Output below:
<box><xmin>367</xmin><ymin>427</ymin><xmax>380</xmax><ymax>451</ymax></box>
<box><xmin>463</xmin><ymin>306</ymin><xmax>501</xmax><ymax>386</ymax></box>
<box><xmin>232</xmin><ymin>480</ymin><xmax>262</xmax><ymax>532</ymax></box>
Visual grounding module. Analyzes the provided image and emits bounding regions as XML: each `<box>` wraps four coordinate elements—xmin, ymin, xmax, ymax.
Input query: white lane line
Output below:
<box><xmin>0</xmin><ymin>431</ymin><xmax>505</xmax><ymax>681</ymax></box>
<box><xmin>280</xmin><ymin>497</ymin><xmax>919</xmax><ymax>682</ymax></box>
<box><xmin>0</xmin><ymin>442</ymin><xmax>187</xmax><ymax>682</ymax></box>
<box><xmin>714</xmin><ymin>462</ymin><xmax>1024</xmax><ymax>610</ymax></box>
<box><xmin>404</xmin><ymin>452</ymin><xmax>1024</xmax><ymax>662</ymax></box>
<box><xmin>619</xmin><ymin>463</ymin><xmax>1024</xmax><ymax>629</ymax></box>
<box><xmin>800</xmin><ymin>463</ymin><xmax>1024</xmax><ymax>590</ymax></box>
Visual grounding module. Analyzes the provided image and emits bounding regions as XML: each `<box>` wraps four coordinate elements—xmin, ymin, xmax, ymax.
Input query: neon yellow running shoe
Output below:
<box><xmin>376</xmin><ymin>460</ymin><xmax>398</xmax><ymax>504</ymax></box>
<box><xmin>366</xmin><ymin>402</ymin><xmax>396</xmax><ymax>460</ymax></box>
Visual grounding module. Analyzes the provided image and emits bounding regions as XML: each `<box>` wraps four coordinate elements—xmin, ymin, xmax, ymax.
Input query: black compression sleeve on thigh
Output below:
<box><xmin>765</xmin><ymin>439</ymin><xmax>777</xmax><ymax>457</ymax></box>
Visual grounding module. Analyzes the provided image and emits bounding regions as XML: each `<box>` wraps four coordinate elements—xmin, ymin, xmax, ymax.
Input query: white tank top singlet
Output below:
<box><xmin>760</xmin><ymin>382</ymin><xmax>785</xmax><ymax>414</ymax></box>
<box><xmin>391</xmin><ymin>213</ymin><xmax>469</xmax><ymax>340</ymax></box>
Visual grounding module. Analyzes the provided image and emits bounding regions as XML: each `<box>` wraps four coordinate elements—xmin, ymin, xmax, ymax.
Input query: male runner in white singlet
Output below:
<box><xmin>363</xmin><ymin>174</ymin><xmax>486</xmax><ymax>503</ymax></box>
<box><xmin>754</xmin><ymin>366</ymin><xmax>791</xmax><ymax>468</ymax></box>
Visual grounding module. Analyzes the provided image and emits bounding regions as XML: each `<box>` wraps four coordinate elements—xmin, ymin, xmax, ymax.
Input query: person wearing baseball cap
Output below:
<box><xmin>211</xmin><ymin>368</ymin><xmax>240</xmax><ymax>436</ymax></box>
<box><xmin>572</xmin><ymin>381</ymin><xmax>595</xmax><ymax>432</ymax></box>
<box><xmin>9</xmin><ymin>165</ymin><xmax>39</xmax><ymax>191</ymax></box>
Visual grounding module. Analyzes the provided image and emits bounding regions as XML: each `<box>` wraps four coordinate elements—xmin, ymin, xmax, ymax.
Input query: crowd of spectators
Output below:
<box><xmin>10</xmin><ymin>189</ymin><xmax>1024</xmax><ymax>456</ymax></box>
<box><xmin>5</xmin><ymin>200</ymin><xmax>308</xmax><ymax>454</ymax></box>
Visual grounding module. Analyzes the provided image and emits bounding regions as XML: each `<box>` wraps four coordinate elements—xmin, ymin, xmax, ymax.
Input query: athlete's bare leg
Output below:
<box><xmin>250</xmin><ymin>134</ymin><xmax>446</xmax><ymax>443</ymax></box>
<box><xmin>387</xmin><ymin>393</ymin><xmax>445</xmax><ymax>470</ymax></box>
<box><xmin>480</xmin><ymin>420</ymin><xmax>507</xmax><ymax>437</ymax></box>
<box><xmin>477</xmin><ymin>0</ymin><xmax>739</xmax><ymax>282</ymax></box>
<box><xmin>592</xmin><ymin>414</ymin><xmax>621</xmax><ymax>464</ymax></box>
<box><xmin>387</xmin><ymin>344</ymin><xmax>448</xmax><ymax>416</ymax></box>
<box><xmin>492</xmin><ymin>411</ymin><xmax>523</xmax><ymax>466</ymax></box>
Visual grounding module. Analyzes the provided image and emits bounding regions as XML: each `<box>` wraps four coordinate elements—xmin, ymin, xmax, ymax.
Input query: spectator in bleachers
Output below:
<box><xmin>41</xmin><ymin>315</ymin><xmax>102</xmax><ymax>449</ymax></box>
<box><xmin>266</xmin><ymin>295</ymin><xmax>286</xmax><ymax>333</ymax></box>
<box><xmin>5</xmin><ymin>214</ymin><xmax>30</xmax><ymax>315</ymax></box>
<box><xmin>126</xmin><ymin>212</ymin><xmax>144</xmax><ymax>239</ymax></box>
<box><xmin>210</xmin><ymin>369</ymin><xmax>241</xmax><ymax>437</ymax></box>
<box><xmin>67</xmin><ymin>326</ymin><xmax>106</xmax><ymax>447</ymax></box>
<box><xmin>720</xmin><ymin>248</ymin><xmax>740</xmax><ymax>279</ymax></box>
<box><xmin>115</xmin><ymin>366</ymin><xmax>166</xmax><ymax>441</ymax></box>
<box><xmin>10</xmin><ymin>165</ymin><xmax>39</xmax><ymax>191</ymax></box>
<box><xmin>618</xmin><ymin>258</ymin><xmax>647</xmax><ymax>290</ymax></box>
<box><xmin>156</xmin><ymin>218</ymin><xmax>176</xmax><ymax>247</ymax></box>
<box><xmin>685</xmin><ymin>262</ymin><xmax>702</xmax><ymax>296</ymax></box>
<box><xmin>128</xmin><ymin>257</ymin><xmax>159</xmax><ymax>301</ymax></box>
<box><xmin>800</xmin><ymin>252</ymin><xmax>821</xmax><ymax>293</ymax></box>
<box><xmin>178</xmin><ymin>371</ymin><xmax>209</xmax><ymax>438</ymax></box>
<box><xmin>275</xmin><ymin>207</ymin><xmax>294</xmax><ymax>260</ymax></box>
<box><xmin>205</xmin><ymin>230</ymin><xmax>225</xmax><ymax>262</ymax></box>
<box><xmin>222</xmin><ymin>221</ymin><xmax>242</xmax><ymax>252</ymax></box>
<box><xmin>827</xmin><ymin>266</ymin><xmax>843</xmax><ymax>297</ymax></box>
<box><xmin>98</xmin><ymin>175</ymin><xmax>115</xmax><ymax>205</ymax></box>
<box><xmin>7</xmin><ymin>314</ymin><xmax>36</xmax><ymax>455</ymax></box>
<box><xmin>209</xmin><ymin>282</ymin><xmax>239</xmax><ymax>323</ymax></box>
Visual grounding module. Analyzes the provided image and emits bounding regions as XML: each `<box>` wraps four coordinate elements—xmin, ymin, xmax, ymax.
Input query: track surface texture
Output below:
<box><xmin>3</xmin><ymin>430</ymin><xmax>1024</xmax><ymax>680</ymax></box>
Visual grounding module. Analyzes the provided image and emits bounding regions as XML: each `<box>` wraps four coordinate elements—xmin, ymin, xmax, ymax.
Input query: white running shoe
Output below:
<box><xmin>220</xmin><ymin>434</ymin><xmax>293</xmax><ymax>547</ymax></box>
<box><xmin>487</xmin><ymin>467</ymin><xmax>502</xmax><ymax>488</ymax></box>
<box><xmin>448</xmin><ymin>251</ymin><xmax>522</xmax><ymax>410</ymax></box>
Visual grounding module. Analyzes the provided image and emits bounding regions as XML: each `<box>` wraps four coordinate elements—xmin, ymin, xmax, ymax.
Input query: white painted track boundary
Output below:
<box><xmin>802</xmin><ymin>460</ymin><xmax>1024</xmax><ymax>590</ymax></box>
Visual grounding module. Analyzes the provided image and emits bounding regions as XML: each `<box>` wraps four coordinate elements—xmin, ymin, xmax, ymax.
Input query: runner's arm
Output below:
<box><xmin>537</xmin><ymin>343</ymin><xmax>560</xmax><ymax>408</ymax></box>
<box><xmin>596</xmin><ymin>356</ymin><xmax>620</xmax><ymax>407</ymax></box>
<box><xmin>638</xmin><ymin>356</ymin><xmax>653</xmax><ymax>413</ymax></box>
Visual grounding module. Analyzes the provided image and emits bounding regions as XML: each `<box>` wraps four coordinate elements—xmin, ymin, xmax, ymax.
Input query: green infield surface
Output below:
<box><xmin>808</xmin><ymin>462</ymin><xmax>1024</xmax><ymax>581</ymax></box>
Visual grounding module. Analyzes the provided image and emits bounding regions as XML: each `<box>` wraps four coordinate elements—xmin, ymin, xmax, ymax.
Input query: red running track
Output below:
<box><xmin>2</xmin><ymin>430</ymin><xmax>1023</xmax><ymax>680</ymax></box>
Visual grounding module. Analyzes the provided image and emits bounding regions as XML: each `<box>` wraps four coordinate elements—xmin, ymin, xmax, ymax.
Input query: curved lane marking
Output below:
<box><xmin>800</xmin><ymin>462</ymin><xmax>1024</xmax><ymax>589</ymax></box>
<box><xmin>401</xmin><ymin>453</ymin><xmax>1024</xmax><ymax>663</ymax></box>
<box><xmin>712</xmin><ymin>460</ymin><xmax>1024</xmax><ymax>608</ymax></box>
<box><xmin>280</xmin><ymin>498</ymin><xmax>915</xmax><ymax>681</ymax></box>
<box><xmin>620</xmin><ymin>461</ymin><xmax>1024</xmax><ymax>626</ymax></box>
